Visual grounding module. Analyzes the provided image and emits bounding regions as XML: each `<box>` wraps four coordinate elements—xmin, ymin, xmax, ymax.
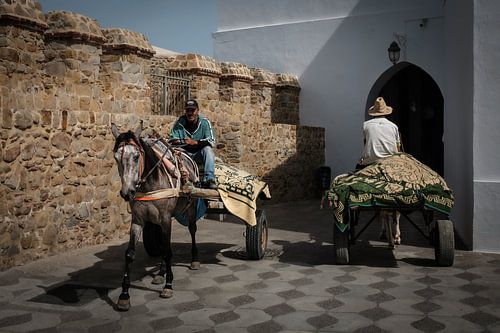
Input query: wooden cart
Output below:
<box><xmin>142</xmin><ymin>187</ymin><xmax>269</xmax><ymax>260</ymax></box>
<box><xmin>333</xmin><ymin>205</ymin><xmax>454</xmax><ymax>266</ymax></box>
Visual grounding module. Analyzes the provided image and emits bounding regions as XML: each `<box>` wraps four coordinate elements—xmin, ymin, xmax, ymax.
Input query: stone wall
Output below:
<box><xmin>0</xmin><ymin>0</ymin><xmax>325</xmax><ymax>269</ymax></box>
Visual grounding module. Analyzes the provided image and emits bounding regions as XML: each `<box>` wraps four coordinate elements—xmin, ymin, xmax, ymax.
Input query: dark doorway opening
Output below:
<box><xmin>366</xmin><ymin>62</ymin><xmax>444</xmax><ymax>175</ymax></box>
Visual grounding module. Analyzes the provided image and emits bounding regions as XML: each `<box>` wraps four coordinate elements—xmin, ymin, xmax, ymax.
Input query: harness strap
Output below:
<box><xmin>134</xmin><ymin>188</ymin><xmax>180</xmax><ymax>201</ymax></box>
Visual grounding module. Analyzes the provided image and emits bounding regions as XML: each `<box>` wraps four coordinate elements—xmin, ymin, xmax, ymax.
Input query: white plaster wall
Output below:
<box><xmin>472</xmin><ymin>0</ymin><xmax>500</xmax><ymax>252</ymax></box>
<box><xmin>443</xmin><ymin>0</ymin><xmax>474</xmax><ymax>249</ymax></box>
<box><xmin>214</xmin><ymin>0</ymin><xmax>500</xmax><ymax>250</ymax></box>
<box><xmin>215</xmin><ymin>0</ymin><xmax>444</xmax><ymax>175</ymax></box>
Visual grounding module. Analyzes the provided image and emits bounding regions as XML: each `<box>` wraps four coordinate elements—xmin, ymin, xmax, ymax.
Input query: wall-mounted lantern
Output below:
<box><xmin>387</xmin><ymin>41</ymin><xmax>401</xmax><ymax>65</ymax></box>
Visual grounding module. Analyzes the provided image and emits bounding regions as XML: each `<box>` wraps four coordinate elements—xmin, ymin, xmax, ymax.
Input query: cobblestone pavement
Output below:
<box><xmin>1</xmin><ymin>200</ymin><xmax>500</xmax><ymax>333</ymax></box>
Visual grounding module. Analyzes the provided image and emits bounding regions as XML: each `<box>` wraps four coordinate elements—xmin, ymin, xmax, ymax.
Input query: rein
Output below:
<box><xmin>135</xmin><ymin>144</ymin><xmax>169</xmax><ymax>191</ymax></box>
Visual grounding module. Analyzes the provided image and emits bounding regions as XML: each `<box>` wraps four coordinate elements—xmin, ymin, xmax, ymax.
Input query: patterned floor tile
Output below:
<box><xmin>375</xmin><ymin>314</ymin><xmax>426</xmax><ymax>333</ymax></box>
<box><xmin>366</xmin><ymin>292</ymin><xmax>396</xmax><ymax>304</ymax></box>
<box><xmin>246</xmin><ymin>319</ymin><xmax>283</xmax><ymax>333</ymax></box>
<box><xmin>273</xmin><ymin>311</ymin><xmax>320</xmax><ymax>331</ymax></box>
<box><xmin>462</xmin><ymin>310</ymin><xmax>500</xmax><ymax>327</ymax></box>
<box><xmin>321</xmin><ymin>312</ymin><xmax>373</xmax><ymax>332</ymax></box>
<box><xmin>1</xmin><ymin>200</ymin><xmax>500</xmax><ymax>333</ymax></box>
<box><xmin>223</xmin><ymin>308</ymin><xmax>272</xmax><ymax>329</ymax></box>
<box><xmin>306</xmin><ymin>313</ymin><xmax>338</xmax><ymax>330</ymax></box>
<box><xmin>276</xmin><ymin>289</ymin><xmax>306</xmax><ymax>300</ymax></box>
<box><xmin>264</xmin><ymin>303</ymin><xmax>296</xmax><ymax>317</ymax></box>
<box><xmin>228</xmin><ymin>294</ymin><xmax>255</xmax><ymax>307</ymax></box>
<box><xmin>414</xmin><ymin>287</ymin><xmax>443</xmax><ymax>299</ymax></box>
<box><xmin>410</xmin><ymin>316</ymin><xmax>446</xmax><ymax>333</ymax></box>
<box><xmin>209</xmin><ymin>310</ymin><xmax>240</xmax><ymax>325</ymax></box>
<box><xmin>177</xmin><ymin>307</ymin><xmax>226</xmax><ymax>327</ymax></box>
<box><xmin>411</xmin><ymin>300</ymin><xmax>442</xmax><ymax>314</ymax></box>
<box><xmin>149</xmin><ymin>315</ymin><xmax>184</xmax><ymax>331</ymax></box>
<box><xmin>287</xmin><ymin>295</ymin><xmax>335</xmax><ymax>312</ymax></box>
<box><xmin>359</xmin><ymin>306</ymin><xmax>393</xmax><ymax>321</ymax></box>
<box><xmin>380</xmin><ymin>298</ymin><xmax>426</xmax><ymax>316</ymax></box>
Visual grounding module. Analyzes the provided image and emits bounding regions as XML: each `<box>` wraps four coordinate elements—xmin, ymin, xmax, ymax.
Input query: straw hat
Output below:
<box><xmin>368</xmin><ymin>97</ymin><xmax>393</xmax><ymax>116</ymax></box>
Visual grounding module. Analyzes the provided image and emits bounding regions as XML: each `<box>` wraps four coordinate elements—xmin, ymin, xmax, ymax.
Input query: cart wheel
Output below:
<box><xmin>246</xmin><ymin>209</ymin><xmax>268</xmax><ymax>260</ymax></box>
<box><xmin>334</xmin><ymin>225</ymin><xmax>350</xmax><ymax>265</ymax></box>
<box><xmin>434</xmin><ymin>219</ymin><xmax>454</xmax><ymax>266</ymax></box>
<box><xmin>143</xmin><ymin>221</ymin><xmax>165</xmax><ymax>257</ymax></box>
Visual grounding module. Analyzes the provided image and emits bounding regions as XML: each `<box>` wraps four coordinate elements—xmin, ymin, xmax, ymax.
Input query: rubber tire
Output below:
<box><xmin>334</xmin><ymin>225</ymin><xmax>350</xmax><ymax>265</ymax></box>
<box><xmin>143</xmin><ymin>222</ymin><xmax>165</xmax><ymax>257</ymax></box>
<box><xmin>246</xmin><ymin>209</ymin><xmax>268</xmax><ymax>260</ymax></box>
<box><xmin>434</xmin><ymin>219</ymin><xmax>455</xmax><ymax>266</ymax></box>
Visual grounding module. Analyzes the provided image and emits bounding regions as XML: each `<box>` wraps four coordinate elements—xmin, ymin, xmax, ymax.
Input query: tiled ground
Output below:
<box><xmin>0</xmin><ymin>200</ymin><xmax>499</xmax><ymax>332</ymax></box>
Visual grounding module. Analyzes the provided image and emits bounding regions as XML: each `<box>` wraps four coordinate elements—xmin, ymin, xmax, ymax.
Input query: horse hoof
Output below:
<box><xmin>152</xmin><ymin>275</ymin><xmax>165</xmax><ymax>285</ymax></box>
<box><xmin>388</xmin><ymin>244</ymin><xmax>395</xmax><ymax>250</ymax></box>
<box><xmin>160</xmin><ymin>288</ymin><xmax>173</xmax><ymax>298</ymax></box>
<box><xmin>394</xmin><ymin>238</ymin><xmax>401</xmax><ymax>245</ymax></box>
<box><xmin>116</xmin><ymin>298</ymin><xmax>130</xmax><ymax>311</ymax></box>
<box><xmin>190</xmin><ymin>261</ymin><xmax>200</xmax><ymax>270</ymax></box>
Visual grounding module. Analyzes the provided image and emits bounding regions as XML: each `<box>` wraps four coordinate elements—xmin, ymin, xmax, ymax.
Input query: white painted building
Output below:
<box><xmin>213</xmin><ymin>0</ymin><xmax>500</xmax><ymax>252</ymax></box>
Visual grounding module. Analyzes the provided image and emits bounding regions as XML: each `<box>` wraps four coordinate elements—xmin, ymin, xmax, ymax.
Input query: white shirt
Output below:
<box><xmin>361</xmin><ymin>117</ymin><xmax>400</xmax><ymax>165</ymax></box>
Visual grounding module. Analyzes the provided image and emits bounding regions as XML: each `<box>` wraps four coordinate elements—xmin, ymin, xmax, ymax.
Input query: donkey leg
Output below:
<box><xmin>188</xmin><ymin>210</ymin><xmax>200</xmax><ymax>270</ymax></box>
<box><xmin>117</xmin><ymin>223</ymin><xmax>142</xmax><ymax>311</ymax></box>
<box><xmin>383</xmin><ymin>212</ymin><xmax>395</xmax><ymax>249</ymax></box>
<box><xmin>159</xmin><ymin>219</ymin><xmax>174</xmax><ymax>299</ymax></box>
<box><xmin>394</xmin><ymin>211</ymin><xmax>401</xmax><ymax>245</ymax></box>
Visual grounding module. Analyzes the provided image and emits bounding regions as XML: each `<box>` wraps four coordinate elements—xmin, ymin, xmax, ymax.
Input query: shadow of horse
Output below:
<box><xmin>29</xmin><ymin>240</ymin><xmax>232</xmax><ymax>309</ymax></box>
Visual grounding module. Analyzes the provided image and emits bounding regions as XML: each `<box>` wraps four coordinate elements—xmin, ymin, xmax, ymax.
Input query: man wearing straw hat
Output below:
<box><xmin>357</xmin><ymin>97</ymin><xmax>402</xmax><ymax>245</ymax></box>
<box><xmin>358</xmin><ymin>97</ymin><xmax>401</xmax><ymax>168</ymax></box>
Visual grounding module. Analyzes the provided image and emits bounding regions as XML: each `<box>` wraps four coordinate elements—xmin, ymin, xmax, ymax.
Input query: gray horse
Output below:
<box><xmin>111</xmin><ymin>122</ymin><xmax>199</xmax><ymax>311</ymax></box>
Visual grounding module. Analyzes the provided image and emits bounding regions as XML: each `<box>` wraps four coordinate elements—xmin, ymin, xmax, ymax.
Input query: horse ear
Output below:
<box><xmin>134</xmin><ymin>120</ymin><xmax>143</xmax><ymax>138</ymax></box>
<box><xmin>111</xmin><ymin>123</ymin><xmax>120</xmax><ymax>139</ymax></box>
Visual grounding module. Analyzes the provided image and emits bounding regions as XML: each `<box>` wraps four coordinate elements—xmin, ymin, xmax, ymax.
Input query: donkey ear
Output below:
<box><xmin>134</xmin><ymin>120</ymin><xmax>143</xmax><ymax>138</ymax></box>
<box><xmin>111</xmin><ymin>123</ymin><xmax>120</xmax><ymax>139</ymax></box>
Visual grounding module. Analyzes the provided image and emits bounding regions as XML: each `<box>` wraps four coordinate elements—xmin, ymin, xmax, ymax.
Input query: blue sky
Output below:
<box><xmin>38</xmin><ymin>0</ymin><xmax>217</xmax><ymax>56</ymax></box>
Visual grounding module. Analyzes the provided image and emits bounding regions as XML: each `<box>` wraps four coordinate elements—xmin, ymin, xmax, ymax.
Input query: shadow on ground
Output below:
<box><xmin>28</xmin><ymin>240</ymin><xmax>232</xmax><ymax>309</ymax></box>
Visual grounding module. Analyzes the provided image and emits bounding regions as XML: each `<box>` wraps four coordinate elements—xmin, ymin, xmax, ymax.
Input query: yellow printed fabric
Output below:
<box><xmin>214</xmin><ymin>162</ymin><xmax>271</xmax><ymax>226</ymax></box>
<box><xmin>323</xmin><ymin>153</ymin><xmax>454</xmax><ymax>227</ymax></box>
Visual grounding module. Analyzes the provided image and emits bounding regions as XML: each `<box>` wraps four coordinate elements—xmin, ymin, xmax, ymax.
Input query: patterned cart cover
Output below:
<box><xmin>323</xmin><ymin>153</ymin><xmax>454</xmax><ymax>231</ymax></box>
<box><xmin>215</xmin><ymin>162</ymin><xmax>271</xmax><ymax>226</ymax></box>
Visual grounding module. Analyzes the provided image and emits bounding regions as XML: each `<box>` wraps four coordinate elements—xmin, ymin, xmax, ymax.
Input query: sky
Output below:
<box><xmin>38</xmin><ymin>0</ymin><xmax>217</xmax><ymax>56</ymax></box>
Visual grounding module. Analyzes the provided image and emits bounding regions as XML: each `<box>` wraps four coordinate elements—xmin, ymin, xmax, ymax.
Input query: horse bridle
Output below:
<box><xmin>117</xmin><ymin>139</ymin><xmax>145</xmax><ymax>190</ymax></box>
<box><xmin>117</xmin><ymin>138</ymin><xmax>171</xmax><ymax>191</ymax></box>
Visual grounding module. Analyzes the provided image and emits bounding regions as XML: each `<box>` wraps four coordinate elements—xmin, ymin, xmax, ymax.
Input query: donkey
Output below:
<box><xmin>111</xmin><ymin>122</ymin><xmax>199</xmax><ymax>311</ymax></box>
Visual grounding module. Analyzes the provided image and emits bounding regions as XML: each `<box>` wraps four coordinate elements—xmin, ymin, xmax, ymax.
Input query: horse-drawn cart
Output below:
<box><xmin>323</xmin><ymin>153</ymin><xmax>455</xmax><ymax>266</ymax></box>
<box><xmin>142</xmin><ymin>179</ymin><xmax>270</xmax><ymax>260</ymax></box>
<box><xmin>111</xmin><ymin>123</ymin><xmax>271</xmax><ymax>310</ymax></box>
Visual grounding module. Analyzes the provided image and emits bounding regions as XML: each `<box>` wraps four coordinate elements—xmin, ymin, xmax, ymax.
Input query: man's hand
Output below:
<box><xmin>184</xmin><ymin>137</ymin><xmax>197</xmax><ymax>146</ymax></box>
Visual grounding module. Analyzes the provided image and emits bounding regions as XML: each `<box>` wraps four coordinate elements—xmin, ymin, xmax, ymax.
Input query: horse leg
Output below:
<box><xmin>394</xmin><ymin>211</ymin><xmax>401</xmax><ymax>245</ymax></box>
<box><xmin>383</xmin><ymin>211</ymin><xmax>395</xmax><ymax>249</ymax></box>
<box><xmin>116</xmin><ymin>222</ymin><xmax>142</xmax><ymax>311</ymax></box>
<box><xmin>152</xmin><ymin>261</ymin><xmax>166</xmax><ymax>285</ymax></box>
<box><xmin>159</xmin><ymin>218</ymin><xmax>174</xmax><ymax>299</ymax></box>
<box><xmin>189</xmin><ymin>213</ymin><xmax>200</xmax><ymax>270</ymax></box>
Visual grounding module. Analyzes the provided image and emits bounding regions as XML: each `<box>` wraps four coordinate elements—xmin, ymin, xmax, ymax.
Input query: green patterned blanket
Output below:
<box><xmin>322</xmin><ymin>153</ymin><xmax>454</xmax><ymax>229</ymax></box>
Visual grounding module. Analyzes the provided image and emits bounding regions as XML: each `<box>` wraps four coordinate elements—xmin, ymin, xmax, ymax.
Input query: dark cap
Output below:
<box><xmin>185</xmin><ymin>99</ymin><xmax>198</xmax><ymax>109</ymax></box>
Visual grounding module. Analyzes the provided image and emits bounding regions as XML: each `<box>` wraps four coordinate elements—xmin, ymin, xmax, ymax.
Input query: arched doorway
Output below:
<box><xmin>366</xmin><ymin>62</ymin><xmax>444</xmax><ymax>175</ymax></box>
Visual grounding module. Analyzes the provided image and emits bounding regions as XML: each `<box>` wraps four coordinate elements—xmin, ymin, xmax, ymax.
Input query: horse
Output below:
<box><xmin>111</xmin><ymin>122</ymin><xmax>199</xmax><ymax>311</ymax></box>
